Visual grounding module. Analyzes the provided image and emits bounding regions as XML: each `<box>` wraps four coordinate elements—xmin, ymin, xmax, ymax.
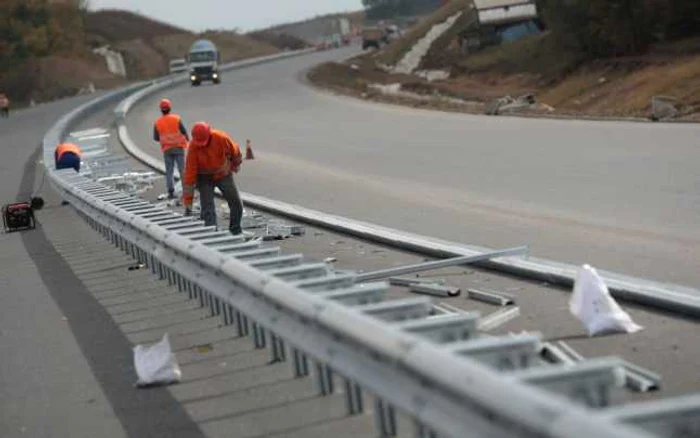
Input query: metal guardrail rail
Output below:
<box><xmin>41</xmin><ymin>56</ymin><xmax>700</xmax><ymax>438</ymax></box>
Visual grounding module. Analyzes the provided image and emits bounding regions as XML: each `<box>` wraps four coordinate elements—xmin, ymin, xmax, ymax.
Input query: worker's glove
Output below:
<box><xmin>184</xmin><ymin>207</ymin><xmax>192</xmax><ymax>217</ymax></box>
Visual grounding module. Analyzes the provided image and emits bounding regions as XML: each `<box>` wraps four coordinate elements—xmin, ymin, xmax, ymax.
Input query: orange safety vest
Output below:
<box><xmin>155</xmin><ymin>114</ymin><xmax>188</xmax><ymax>152</ymax></box>
<box><xmin>182</xmin><ymin>130</ymin><xmax>242</xmax><ymax>206</ymax></box>
<box><xmin>55</xmin><ymin>143</ymin><xmax>82</xmax><ymax>161</ymax></box>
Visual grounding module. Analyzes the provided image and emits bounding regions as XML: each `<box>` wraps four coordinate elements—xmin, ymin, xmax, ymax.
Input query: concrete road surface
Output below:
<box><xmin>126</xmin><ymin>48</ymin><xmax>700</xmax><ymax>289</ymax></box>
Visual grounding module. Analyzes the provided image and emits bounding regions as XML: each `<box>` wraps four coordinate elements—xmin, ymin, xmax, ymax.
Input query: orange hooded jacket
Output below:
<box><xmin>182</xmin><ymin>129</ymin><xmax>242</xmax><ymax>207</ymax></box>
<box><xmin>54</xmin><ymin>143</ymin><xmax>82</xmax><ymax>162</ymax></box>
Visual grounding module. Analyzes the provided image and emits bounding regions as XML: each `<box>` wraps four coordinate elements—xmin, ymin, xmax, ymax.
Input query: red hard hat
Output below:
<box><xmin>159</xmin><ymin>98</ymin><xmax>172</xmax><ymax>111</ymax></box>
<box><xmin>191</xmin><ymin>122</ymin><xmax>211</xmax><ymax>146</ymax></box>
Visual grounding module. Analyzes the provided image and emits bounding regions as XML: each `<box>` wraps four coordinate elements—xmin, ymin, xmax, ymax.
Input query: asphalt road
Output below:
<box><xmin>126</xmin><ymin>47</ymin><xmax>700</xmax><ymax>289</ymax></box>
<box><xmin>0</xmin><ymin>96</ymin><xmax>128</xmax><ymax>438</ymax></box>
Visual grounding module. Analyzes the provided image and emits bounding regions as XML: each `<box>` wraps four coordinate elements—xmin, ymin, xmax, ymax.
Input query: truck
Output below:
<box><xmin>187</xmin><ymin>39</ymin><xmax>221</xmax><ymax>86</ymax></box>
<box><xmin>361</xmin><ymin>27</ymin><xmax>386</xmax><ymax>50</ymax></box>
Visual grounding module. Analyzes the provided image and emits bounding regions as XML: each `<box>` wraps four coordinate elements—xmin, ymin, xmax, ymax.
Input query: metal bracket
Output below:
<box><xmin>394</xmin><ymin>312</ymin><xmax>479</xmax><ymax>343</ymax></box>
<box><xmin>449</xmin><ymin>333</ymin><xmax>541</xmax><ymax>371</ymax></box>
<box><xmin>356</xmin><ymin>297</ymin><xmax>434</xmax><ymax>322</ymax></box>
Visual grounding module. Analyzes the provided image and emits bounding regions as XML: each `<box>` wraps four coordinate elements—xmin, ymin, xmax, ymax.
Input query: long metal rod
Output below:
<box><xmin>356</xmin><ymin>246</ymin><xmax>528</xmax><ymax>282</ymax></box>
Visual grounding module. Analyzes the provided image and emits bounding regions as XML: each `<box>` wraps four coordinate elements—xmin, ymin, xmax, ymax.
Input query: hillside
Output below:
<box><xmin>309</xmin><ymin>0</ymin><xmax>700</xmax><ymax>121</ymax></box>
<box><xmin>0</xmin><ymin>5</ymin><xmax>293</xmax><ymax>106</ymax></box>
<box><xmin>85</xmin><ymin>10</ymin><xmax>281</xmax><ymax>80</ymax></box>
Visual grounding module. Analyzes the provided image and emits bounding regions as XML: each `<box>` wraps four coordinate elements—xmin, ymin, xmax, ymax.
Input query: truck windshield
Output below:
<box><xmin>189</xmin><ymin>51</ymin><xmax>216</xmax><ymax>63</ymax></box>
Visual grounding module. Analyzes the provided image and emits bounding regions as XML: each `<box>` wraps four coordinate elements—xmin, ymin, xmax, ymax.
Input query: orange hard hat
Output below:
<box><xmin>159</xmin><ymin>98</ymin><xmax>172</xmax><ymax>111</ymax></box>
<box><xmin>191</xmin><ymin>122</ymin><xmax>211</xmax><ymax>146</ymax></box>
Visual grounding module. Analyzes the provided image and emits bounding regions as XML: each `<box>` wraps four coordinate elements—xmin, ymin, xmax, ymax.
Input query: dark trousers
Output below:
<box><xmin>197</xmin><ymin>173</ymin><xmax>243</xmax><ymax>234</ymax></box>
<box><xmin>1</xmin><ymin>107</ymin><xmax>8</xmax><ymax>117</ymax></box>
<box><xmin>55</xmin><ymin>152</ymin><xmax>81</xmax><ymax>172</ymax></box>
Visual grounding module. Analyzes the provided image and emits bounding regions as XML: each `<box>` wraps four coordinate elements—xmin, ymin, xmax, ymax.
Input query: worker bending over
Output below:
<box><xmin>182</xmin><ymin>122</ymin><xmax>244</xmax><ymax>235</ymax></box>
<box><xmin>54</xmin><ymin>143</ymin><xmax>82</xmax><ymax>172</ymax></box>
<box><xmin>153</xmin><ymin>98</ymin><xmax>189</xmax><ymax>199</ymax></box>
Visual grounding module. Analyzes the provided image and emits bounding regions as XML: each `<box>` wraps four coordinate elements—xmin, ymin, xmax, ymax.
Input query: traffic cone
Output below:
<box><xmin>245</xmin><ymin>139</ymin><xmax>255</xmax><ymax>160</ymax></box>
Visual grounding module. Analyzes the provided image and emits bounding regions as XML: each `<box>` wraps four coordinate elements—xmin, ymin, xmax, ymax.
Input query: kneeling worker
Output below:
<box><xmin>182</xmin><ymin>122</ymin><xmax>244</xmax><ymax>235</ymax></box>
<box><xmin>54</xmin><ymin>143</ymin><xmax>82</xmax><ymax>172</ymax></box>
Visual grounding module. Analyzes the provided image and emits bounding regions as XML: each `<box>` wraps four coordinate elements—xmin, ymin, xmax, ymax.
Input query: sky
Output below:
<box><xmin>88</xmin><ymin>0</ymin><xmax>364</xmax><ymax>32</ymax></box>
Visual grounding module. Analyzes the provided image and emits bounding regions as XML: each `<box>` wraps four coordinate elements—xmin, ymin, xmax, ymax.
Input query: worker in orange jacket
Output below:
<box><xmin>182</xmin><ymin>122</ymin><xmax>244</xmax><ymax>235</ymax></box>
<box><xmin>54</xmin><ymin>143</ymin><xmax>82</xmax><ymax>172</ymax></box>
<box><xmin>153</xmin><ymin>98</ymin><xmax>189</xmax><ymax>199</ymax></box>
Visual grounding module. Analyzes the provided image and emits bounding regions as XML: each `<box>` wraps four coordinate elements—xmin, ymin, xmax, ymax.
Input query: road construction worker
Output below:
<box><xmin>153</xmin><ymin>98</ymin><xmax>189</xmax><ymax>199</ymax></box>
<box><xmin>182</xmin><ymin>122</ymin><xmax>244</xmax><ymax>235</ymax></box>
<box><xmin>0</xmin><ymin>93</ymin><xmax>9</xmax><ymax>118</ymax></box>
<box><xmin>54</xmin><ymin>143</ymin><xmax>82</xmax><ymax>172</ymax></box>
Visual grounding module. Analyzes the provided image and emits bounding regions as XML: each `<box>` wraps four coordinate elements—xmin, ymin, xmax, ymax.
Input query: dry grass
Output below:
<box><xmin>86</xmin><ymin>10</ymin><xmax>189</xmax><ymax>42</ymax></box>
<box><xmin>539</xmin><ymin>55</ymin><xmax>700</xmax><ymax>116</ymax></box>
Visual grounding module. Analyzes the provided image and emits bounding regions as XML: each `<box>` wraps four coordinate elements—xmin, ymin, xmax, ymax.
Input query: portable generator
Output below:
<box><xmin>2</xmin><ymin>197</ymin><xmax>44</xmax><ymax>233</ymax></box>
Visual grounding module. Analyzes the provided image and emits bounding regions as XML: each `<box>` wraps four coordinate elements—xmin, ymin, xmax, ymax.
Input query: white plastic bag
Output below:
<box><xmin>569</xmin><ymin>265</ymin><xmax>643</xmax><ymax>336</ymax></box>
<box><xmin>133</xmin><ymin>333</ymin><xmax>182</xmax><ymax>387</ymax></box>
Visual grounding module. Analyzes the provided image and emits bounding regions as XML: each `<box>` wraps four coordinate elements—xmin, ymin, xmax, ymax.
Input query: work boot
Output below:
<box><xmin>167</xmin><ymin>190</ymin><xmax>176</xmax><ymax>200</ymax></box>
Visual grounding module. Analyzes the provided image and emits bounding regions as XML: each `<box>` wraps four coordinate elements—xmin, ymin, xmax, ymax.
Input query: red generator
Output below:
<box><xmin>2</xmin><ymin>197</ymin><xmax>44</xmax><ymax>232</ymax></box>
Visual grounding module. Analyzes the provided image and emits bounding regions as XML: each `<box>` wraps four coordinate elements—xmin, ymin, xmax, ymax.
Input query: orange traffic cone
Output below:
<box><xmin>245</xmin><ymin>139</ymin><xmax>255</xmax><ymax>160</ymax></box>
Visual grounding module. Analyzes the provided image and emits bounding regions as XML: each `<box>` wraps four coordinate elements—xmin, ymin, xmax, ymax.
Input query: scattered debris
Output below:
<box><xmin>540</xmin><ymin>342</ymin><xmax>577</xmax><ymax>365</ymax></box>
<box><xmin>241</xmin><ymin>211</ymin><xmax>267</xmax><ymax>229</ymax></box>
<box><xmin>264</xmin><ymin>221</ymin><xmax>305</xmax><ymax>240</ymax></box>
<box><xmin>569</xmin><ymin>265</ymin><xmax>642</xmax><ymax>336</ymax></box>
<box><xmin>624</xmin><ymin>361</ymin><xmax>661</xmax><ymax>392</ymax></box>
<box><xmin>467</xmin><ymin>288</ymin><xmax>515</xmax><ymax>306</ymax></box>
<box><xmin>127</xmin><ymin>263</ymin><xmax>145</xmax><ymax>271</ymax></box>
<box><xmin>324</xmin><ymin>257</ymin><xmax>338</xmax><ymax>264</ymax></box>
<box><xmin>650</xmin><ymin>95</ymin><xmax>678</xmax><ymax>121</ymax></box>
<box><xmin>133</xmin><ymin>333</ymin><xmax>181</xmax><ymax>387</ymax></box>
<box><xmin>356</xmin><ymin>247</ymin><xmax>528</xmax><ymax>282</ymax></box>
<box><xmin>97</xmin><ymin>172</ymin><xmax>161</xmax><ymax>195</ymax></box>
<box><xmin>194</xmin><ymin>343</ymin><xmax>213</xmax><ymax>353</ymax></box>
<box><xmin>555</xmin><ymin>341</ymin><xmax>584</xmax><ymax>362</ymax></box>
<box><xmin>478</xmin><ymin>307</ymin><xmax>521</xmax><ymax>332</ymax></box>
<box><xmin>409</xmin><ymin>282</ymin><xmax>461</xmax><ymax>297</ymax></box>
<box><xmin>415</xmin><ymin>69</ymin><xmax>450</xmax><ymax>82</ymax></box>
<box><xmin>389</xmin><ymin>276</ymin><xmax>445</xmax><ymax>287</ymax></box>
<box><xmin>485</xmin><ymin>94</ymin><xmax>543</xmax><ymax>115</ymax></box>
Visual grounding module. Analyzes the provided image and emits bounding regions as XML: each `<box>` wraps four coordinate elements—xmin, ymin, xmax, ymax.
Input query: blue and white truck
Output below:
<box><xmin>187</xmin><ymin>39</ymin><xmax>221</xmax><ymax>86</ymax></box>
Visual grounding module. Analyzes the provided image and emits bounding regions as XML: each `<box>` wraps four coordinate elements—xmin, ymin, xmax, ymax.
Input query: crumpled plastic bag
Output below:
<box><xmin>569</xmin><ymin>265</ymin><xmax>643</xmax><ymax>336</ymax></box>
<box><xmin>133</xmin><ymin>333</ymin><xmax>182</xmax><ymax>387</ymax></box>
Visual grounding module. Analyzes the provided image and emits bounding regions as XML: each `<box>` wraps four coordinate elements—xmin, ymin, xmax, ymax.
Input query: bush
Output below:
<box><xmin>538</xmin><ymin>0</ymin><xmax>700</xmax><ymax>58</ymax></box>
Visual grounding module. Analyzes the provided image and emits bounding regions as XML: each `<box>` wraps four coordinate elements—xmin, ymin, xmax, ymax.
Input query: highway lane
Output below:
<box><xmin>126</xmin><ymin>48</ymin><xmax>700</xmax><ymax>289</ymax></box>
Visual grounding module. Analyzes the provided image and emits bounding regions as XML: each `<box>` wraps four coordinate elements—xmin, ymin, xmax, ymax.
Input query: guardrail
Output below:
<box><xmin>41</xmin><ymin>52</ymin><xmax>700</xmax><ymax>438</ymax></box>
<box><xmin>113</xmin><ymin>48</ymin><xmax>700</xmax><ymax>320</ymax></box>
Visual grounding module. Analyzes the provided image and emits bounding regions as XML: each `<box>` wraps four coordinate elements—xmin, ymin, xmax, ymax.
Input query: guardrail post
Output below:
<box><xmin>292</xmin><ymin>349</ymin><xmax>310</xmax><ymax>377</ymax></box>
<box><xmin>375</xmin><ymin>399</ymin><xmax>397</xmax><ymax>437</ymax></box>
<box><xmin>270</xmin><ymin>334</ymin><xmax>286</xmax><ymax>363</ymax></box>
<box><xmin>345</xmin><ymin>379</ymin><xmax>364</xmax><ymax>415</ymax></box>
<box><xmin>223</xmin><ymin>303</ymin><xmax>234</xmax><ymax>325</ymax></box>
<box><xmin>415</xmin><ymin>422</ymin><xmax>438</xmax><ymax>438</ymax></box>
<box><xmin>315</xmin><ymin>363</ymin><xmax>334</xmax><ymax>395</ymax></box>
<box><xmin>252</xmin><ymin>323</ymin><xmax>267</xmax><ymax>348</ymax></box>
<box><xmin>236</xmin><ymin>312</ymin><xmax>249</xmax><ymax>336</ymax></box>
